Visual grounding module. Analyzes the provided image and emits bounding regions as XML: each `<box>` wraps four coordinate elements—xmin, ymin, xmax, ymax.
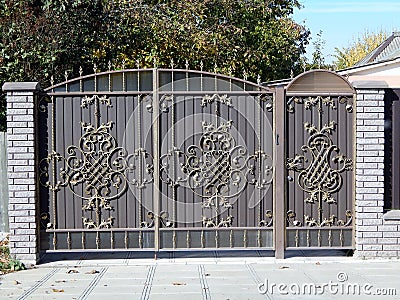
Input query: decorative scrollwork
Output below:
<box><xmin>303</xmin><ymin>210</ymin><xmax>352</xmax><ymax>227</ymax></box>
<box><xmin>159</xmin><ymin>94</ymin><xmax>172</xmax><ymax>113</ymax></box>
<box><xmin>247</xmin><ymin>150</ymin><xmax>273</xmax><ymax>189</ymax></box>
<box><xmin>287</xmin><ymin>210</ymin><xmax>302</xmax><ymax>227</ymax></box>
<box><xmin>260</xmin><ymin>94</ymin><xmax>273</xmax><ymax>112</ymax></box>
<box><xmin>81</xmin><ymin>95</ymin><xmax>111</xmax><ymax>108</ymax></box>
<box><xmin>160</xmin><ymin>117</ymin><xmax>273</xmax><ymax>228</ymax></box>
<box><xmin>203</xmin><ymin>216</ymin><xmax>233</xmax><ymax>228</ymax></box>
<box><xmin>259</xmin><ymin>210</ymin><xmax>273</xmax><ymax>227</ymax></box>
<box><xmin>140</xmin><ymin>211</ymin><xmax>173</xmax><ymax>228</ymax></box>
<box><xmin>181</xmin><ymin>120</ymin><xmax>250</xmax><ymax>209</ymax></box>
<box><xmin>287</xmin><ymin>93</ymin><xmax>354</xmax><ymax>229</ymax></box>
<box><xmin>201</xmin><ymin>94</ymin><xmax>232</xmax><ymax>107</ymax></box>
<box><xmin>40</xmin><ymin>95</ymin><xmax>154</xmax><ymax>229</ymax></box>
<box><xmin>338</xmin><ymin>96</ymin><xmax>354</xmax><ymax>113</ymax></box>
<box><xmin>38</xmin><ymin>93</ymin><xmax>52</xmax><ymax>112</ymax></box>
<box><xmin>287</xmin><ymin>96</ymin><xmax>353</xmax><ymax>114</ymax></box>
<box><xmin>83</xmin><ymin>216</ymin><xmax>115</xmax><ymax>229</ymax></box>
<box><xmin>287</xmin><ymin>120</ymin><xmax>352</xmax><ymax>206</ymax></box>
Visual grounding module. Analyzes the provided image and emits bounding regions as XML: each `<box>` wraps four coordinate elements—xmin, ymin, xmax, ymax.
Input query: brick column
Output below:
<box><xmin>355</xmin><ymin>82</ymin><xmax>400</xmax><ymax>258</ymax></box>
<box><xmin>2</xmin><ymin>82</ymin><xmax>40</xmax><ymax>266</ymax></box>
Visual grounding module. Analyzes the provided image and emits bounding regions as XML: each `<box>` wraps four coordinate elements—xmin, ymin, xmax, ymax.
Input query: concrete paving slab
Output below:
<box><xmin>148</xmin><ymin>293</ymin><xmax>203</xmax><ymax>300</ymax></box>
<box><xmin>1</xmin><ymin>256</ymin><xmax>400</xmax><ymax>299</ymax></box>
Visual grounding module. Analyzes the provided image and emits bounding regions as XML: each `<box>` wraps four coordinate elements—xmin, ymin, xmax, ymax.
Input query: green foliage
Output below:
<box><xmin>0</xmin><ymin>245</ymin><xmax>25</xmax><ymax>271</ymax></box>
<box><xmin>300</xmin><ymin>30</ymin><xmax>334</xmax><ymax>72</ymax></box>
<box><xmin>0</xmin><ymin>0</ymin><xmax>310</xmax><ymax>130</ymax></box>
<box><xmin>333</xmin><ymin>29</ymin><xmax>389</xmax><ymax>69</ymax></box>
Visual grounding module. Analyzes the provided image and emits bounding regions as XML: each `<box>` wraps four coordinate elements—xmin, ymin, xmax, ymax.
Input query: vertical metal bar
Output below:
<box><xmin>82</xmin><ymin>232</ymin><xmax>85</xmax><ymax>250</ymax></box>
<box><xmin>274</xmin><ymin>85</ymin><xmax>286</xmax><ymax>259</ymax></box>
<box><xmin>186</xmin><ymin>230</ymin><xmax>190</xmax><ymax>248</ymax></box>
<box><xmin>51</xmin><ymin>94</ymin><xmax>57</xmax><ymax>250</ymax></box>
<box><xmin>67</xmin><ymin>232</ymin><xmax>71</xmax><ymax>250</ymax></box>
<box><xmin>124</xmin><ymin>230</ymin><xmax>128</xmax><ymax>249</ymax></box>
<box><xmin>351</xmin><ymin>95</ymin><xmax>356</xmax><ymax>250</ymax></box>
<box><xmin>96</xmin><ymin>231</ymin><xmax>100</xmax><ymax>249</ymax></box>
<box><xmin>153</xmin><ymin>68</ymin><xmax>161</xmax><ymax>252</ymax></box>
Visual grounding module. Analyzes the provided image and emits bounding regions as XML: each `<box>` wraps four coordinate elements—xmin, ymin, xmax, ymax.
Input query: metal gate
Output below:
<box><xmin>38</xmin><ymin>67</ymin><xmax>274</xmax><ymax>252</ymax></box>
<box><xmin>37</xmin><ymin>68</ymin><xmax>354</xmax><ymax>256</ymax></box>
<box><xmin>284</xmin><ymin>70</ymin><xmax>355</xmax><ymax>249</ymax></box>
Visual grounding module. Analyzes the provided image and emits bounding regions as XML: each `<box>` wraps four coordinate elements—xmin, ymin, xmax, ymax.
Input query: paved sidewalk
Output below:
<box><xmin>0</xmin><ymin>252</ymin><xmax>399</xmax><ymax>300</ymax></box>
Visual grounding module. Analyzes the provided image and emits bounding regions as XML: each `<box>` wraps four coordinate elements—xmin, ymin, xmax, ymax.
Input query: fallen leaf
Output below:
<box><xmin>52</xmin><ymin>288</ymin><xmax>64</xmax><ymax>293</ymax></box>
<box><xmin>67</xmin><ymin>269</ymin><xmax>79</xmax><ymax>274</ymax></box>
<box><xmin>13</xmin><ymin>280</ymin><xmax>21</xmax><ymax>285</ymax></box>
<box><xmin>172</xmin><ymin>282</ymin><xmax>186</xmax><ymax>286</ymax></box>
<box><xmin>316</xmin><ymin>262</ymin><xmax>321</xmax><ymax>265</ymax></box>
<box><xmin>85</xmin><ymin>270</ymin><xmax>99</xmax><ymax>274</ymax></box>
<box><xmin>279</xmin><ymin>266</ymin><xmax>289</xmax><ymax>269</ymax></box>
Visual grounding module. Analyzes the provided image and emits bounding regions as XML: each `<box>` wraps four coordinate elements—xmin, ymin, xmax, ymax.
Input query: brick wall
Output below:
<box><xmin>3</xmin><ymin>82</ymin><xmax>39</xmax><ymax>265</ymax></box>
<box><xmin>355</xmin><ymin>87</ymin><xmax>400</xmax><ymax>258</ymax></box>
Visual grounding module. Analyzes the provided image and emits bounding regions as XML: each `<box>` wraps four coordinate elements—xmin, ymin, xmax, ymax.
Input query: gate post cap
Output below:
<box><xmin>2</xmin><ymin>82</ymin><xmax>41</xmax><ymax>92</ymax></box>
<box><xmin>352</xmin><ymin>81</ymin><xmax>388</xmax><ymax>89</ymax></box>
<box><xmin>383</xmin><ymin>210</ymin><xmax>400</xmax><ymax>221</ymax></box>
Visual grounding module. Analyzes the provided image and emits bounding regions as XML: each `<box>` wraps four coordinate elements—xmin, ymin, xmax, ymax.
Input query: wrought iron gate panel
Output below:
<box><xmin>38</xmin><ymin>68</ymin><xmax>274</xmax><ymax>251</ymax></box>
<box><xmin>157</xmin><ymin>70</ymin><xmax>274</xmax><ymax>249</ymax></box>
<box><xmin>285</xmin><ymin>90</ymin><xmax>354</xmax><ymax>248</ymax></box>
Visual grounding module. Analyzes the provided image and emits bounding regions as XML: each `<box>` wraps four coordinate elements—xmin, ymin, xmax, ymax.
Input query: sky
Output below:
<box><xmin>292</xmin><ymin>0</ymin><xmax>400</xmax><ymax>64</ymax></box>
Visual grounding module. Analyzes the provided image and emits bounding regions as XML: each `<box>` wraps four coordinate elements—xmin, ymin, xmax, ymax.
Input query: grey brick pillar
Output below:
<box><xmin>354</xmin><ymin>82</ymin><xmax>400</xmax><ymax>258</ymax></box>
<box><xmin>3</xmin><ymin>82</ymin><xmax>40</xmax><ymax>265</ymax></box>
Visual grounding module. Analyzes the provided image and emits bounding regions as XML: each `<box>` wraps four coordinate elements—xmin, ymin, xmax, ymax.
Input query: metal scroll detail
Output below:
<box><xmin>287</xmin><ymin>96</ymin><xmax>353</xmax><ymax>114</ymax></box>
<box><xmin>39</xmin><ymin>95</ymin><xmax>154</xmax><ymax>229</ymax></box>
<box><xmin>287</xmin><ymin>95</ymin><xmax>353</xmax><ymax>226</ymax></box>
<box><xmin>182</xmin><ymin>120</ymin><xmax>250</xmax><ymax>209</ymax></box>
<box><xmin>160</xmin><ymin>94</ymin><xmax>273</xmax><ymax>228</ymax></box>
<box><xmin>286</xmin><ymin>210</ymin><xmax>352</xmax><ymax>227</ymax></box>
<box><xmin>287</xmin><ymin>121</ymin><xmax>352</xmax><ymax>205</ymax></box>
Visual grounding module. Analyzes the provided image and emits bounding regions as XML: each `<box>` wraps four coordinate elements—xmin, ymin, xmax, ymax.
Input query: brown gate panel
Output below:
<box><xmin>157</xmin><ymin>70</ymin><xmax>274</xmax><ymax>249</ymax></box>
<box><xmin>285</xmin><ymin>70</ymin><xmax>355</xmax><ymax>249</ymax></box>
<box><xmin>38</xmin><ymin>68</ymin><xmax>274</xmax><ymax>251</ymax></box>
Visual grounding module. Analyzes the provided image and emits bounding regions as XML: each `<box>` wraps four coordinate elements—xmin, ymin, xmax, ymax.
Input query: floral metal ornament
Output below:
<box><xmin>160</xmin><ymin>93</ymin><xmax>273</xmax><ymax>228</ymax></box>
<box><xmin>287</xmin><ymin>121</ymin><xmax>352</xmax><ymax>206</ymax></box>
<box><xmin>181</xmin><ymin>120</ymin><xmax>250</xmax><ymax>209</ymax></box>
<box><xmin>286</xmin><ymin>92</ymin><xmax>354</xmax><ymax>227</ymax></box>
<box><xmin>40</xmin><ymin>95</ymin><xmax>154</xmax><ymax>229</ymax></box>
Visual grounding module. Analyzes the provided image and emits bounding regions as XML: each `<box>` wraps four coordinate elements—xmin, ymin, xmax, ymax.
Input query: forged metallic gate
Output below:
<box><xmin>284</xmin><ymin>70</ymin><xmax>355</xmax><ymax>249</ymax></box>
<box><xmin>38</xmin><ymin>67</ymin><xmax>274</xmax><ymax>252</ymax></box>
<box><xmin>38</xmin><ymin>68</ymin><xmax>355</xmax><ymax>255</ymax></box>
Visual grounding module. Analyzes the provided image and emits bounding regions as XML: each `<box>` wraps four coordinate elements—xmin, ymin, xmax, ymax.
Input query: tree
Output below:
<box><xmin>299</xmin><ymin>30</ymin><xmax>333</xmax><ymax>72</ymax></box>
<box><xmin>0</xmin><ymin>0</ymin><xmax>310</xmax><ymax>130</ymax></box>
<box><xmin>333</xmin><ymin>30</ymin><xmax>389</xmax><ymax>69</ymax></box>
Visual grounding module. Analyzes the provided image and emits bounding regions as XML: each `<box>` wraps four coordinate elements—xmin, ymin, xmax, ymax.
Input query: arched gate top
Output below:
<box><xmin>44</xmin><ymin>68</ymin><xmax>272</xmax><ymax>94</ymax></box>
<box><xmin>286</xmin><ymin>69</ymin><xmax>355</xmax><ymax>95</ymax></box>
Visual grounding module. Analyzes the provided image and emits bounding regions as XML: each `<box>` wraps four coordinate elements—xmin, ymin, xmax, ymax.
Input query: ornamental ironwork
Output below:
<box><xmin>287</xmin><ymin>95</ymin><xmax>353</xmax><ymax>226</ymax></box>
<box><xmin>39</xmin><ymin>95</ymin><xmax>154</xmax><ymax>229</ymax></box>
<box><xmin>287</xmin><ymin>210</ymin><xmax>352</xmax><ymax>227</ymax></box>
<box><xmin>159</xmin><ymin>94</ymin><xmax>273</xmax><ymax>228</ymax></box>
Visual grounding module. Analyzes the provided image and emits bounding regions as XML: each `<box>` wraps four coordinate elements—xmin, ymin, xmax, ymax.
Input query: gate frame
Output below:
<box><xmin>271</xmin><ymin>70</ymin><xmax>357</xmax><ymax>257</ymax></box>
<box><xmin>3</xmin><ymin>69</ymin><xmax>367</xmax><ymax>265</ymax></box>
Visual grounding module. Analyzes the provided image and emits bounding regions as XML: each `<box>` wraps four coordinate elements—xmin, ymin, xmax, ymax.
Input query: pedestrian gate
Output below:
<box><xmin>38</xmin><ymin>68</ymin><xmax>355</xmax><ymax>256</ymax></box>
